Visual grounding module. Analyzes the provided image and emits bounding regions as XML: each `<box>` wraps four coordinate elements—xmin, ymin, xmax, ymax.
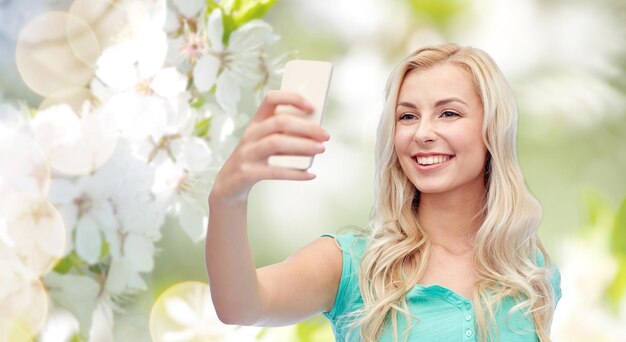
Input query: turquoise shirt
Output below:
<box><xmin>322</xmin><ymin>233</ymin><xmax>562</xmax><ymax>341</ymax></box>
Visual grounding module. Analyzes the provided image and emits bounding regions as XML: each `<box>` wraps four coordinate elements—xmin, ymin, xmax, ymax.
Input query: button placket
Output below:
<box><xmin>462</xmin><ymin>302</ymin><xmax>474</xmax><ymax>340</ymax></box>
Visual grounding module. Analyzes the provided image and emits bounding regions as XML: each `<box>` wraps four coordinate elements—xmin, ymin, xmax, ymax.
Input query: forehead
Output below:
<box><xmin>397</xmin><ymin>63</ymin><xmax>479</xmax><ymax>105</ymax></box>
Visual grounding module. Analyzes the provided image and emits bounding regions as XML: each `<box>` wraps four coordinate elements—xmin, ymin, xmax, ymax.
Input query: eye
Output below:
<box><xmin>440</xmin><ymin>110</ymin><xmax>460</xmax><ymax>118</ymax></box>
<box><xmin>399</xmin><ymin>113</ymin><xmax>418</xmax><ymax>121</ymax></box>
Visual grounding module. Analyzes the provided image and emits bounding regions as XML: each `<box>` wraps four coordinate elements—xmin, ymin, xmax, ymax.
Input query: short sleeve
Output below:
<box><xmin>536</xmin><ymin>251</ymin><xmax>562</xmax><ymax>304</ymax></box>
<box><xmin>550</xmin><ymin>265</ymin><xmax>562</xmax><ymax>304</ymax></box>
<box><xmin>321</xmin><ymin>233</ymin><xmax>361</xmax><ymax>321</ymax></box>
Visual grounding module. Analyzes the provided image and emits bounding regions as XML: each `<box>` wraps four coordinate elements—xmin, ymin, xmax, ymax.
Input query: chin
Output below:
<box><xmin>412</xmin><ymin>182</ymin><xmax>449</xmax><ymax>194</ymax></box>
<box><xmin>415</xmin><ymin>187</ymin><xmax>447</xmax><ymax>195</ymax></box>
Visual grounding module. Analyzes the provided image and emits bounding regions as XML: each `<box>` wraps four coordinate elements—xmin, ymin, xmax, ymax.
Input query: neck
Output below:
<box><xmin>416</xmin><ymin>183</ymin><xmax>486</xmax><ymax>255</ymax></box>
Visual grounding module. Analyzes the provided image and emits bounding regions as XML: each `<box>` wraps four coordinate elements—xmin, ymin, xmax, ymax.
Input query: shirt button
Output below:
<box><xmin>464</xmin><ymin>303</ymin><xmax>472</xmax><ymax>310</ymax></box>
<box><xmin>465</xmin><ymin>314</ymin><xmax>472</xmax><ymax>321</ymax></box>
<box><xmin>465</xmin><ymin>329</ymin><xmax>473</xmax><ymax>337</ymax></box>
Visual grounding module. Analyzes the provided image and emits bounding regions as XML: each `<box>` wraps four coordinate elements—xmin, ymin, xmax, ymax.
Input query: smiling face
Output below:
<box><xmin>394</xmin><ymin>63</ymin><xmax>488</xmax><ymax>197</ymax></box>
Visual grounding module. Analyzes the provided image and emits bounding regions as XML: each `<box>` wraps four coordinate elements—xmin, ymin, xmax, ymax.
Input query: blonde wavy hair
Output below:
<box><xmin>350</xmin><ymin>44</ymin><xmax>557</xmax><ymax>341</ymax></box>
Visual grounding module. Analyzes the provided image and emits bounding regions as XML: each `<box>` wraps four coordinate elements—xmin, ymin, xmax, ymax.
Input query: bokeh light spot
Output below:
<box><xmin>0</xmin><ymin>132</ymin><xmax>51</xmax><ymax>206</ymax></box>
<box><xmin>69</xmin><ymin>0</ymin><xmax>133</xmax><ymax>50</ymax></box>
<box><xmin>150</xmin><ymin>281</ymin><xmax>247</xmax><ymax>342</ymax></box>
<box><xmin>31</xmin><ymin>104</ymin><xmax>119</xmax><ymax>176</ymax></box>
<box><xmin>2</xmin><ymin>199</ymin><xmax>67</xmax><ymax>276</ymax></box>
<box><xmin>16</xmin><ymin>11</ymin><xmax>96</xmax><ymax>97</ymax></box>
<box><xmin>39</xmin><ymin>87</ymin><xmax>98</xmax><ymax>116</ymax></box>
<box><xmin>0</xmin><ymin>269</ymin><xmax>49</xmax><ymax>340</ymax></box>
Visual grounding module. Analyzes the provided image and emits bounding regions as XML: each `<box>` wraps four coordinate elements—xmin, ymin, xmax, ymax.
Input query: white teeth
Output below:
<box><xmin>416</xmin><ymin>155</ymin><xmax>450</xmax><ymax>165</ymax></box>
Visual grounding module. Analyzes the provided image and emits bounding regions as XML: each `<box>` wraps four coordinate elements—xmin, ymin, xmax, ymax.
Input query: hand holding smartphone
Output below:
<box><xmin>268</xmin><ymin>60</ymin><xmax>333</xmax><ymax>170</ymax></box>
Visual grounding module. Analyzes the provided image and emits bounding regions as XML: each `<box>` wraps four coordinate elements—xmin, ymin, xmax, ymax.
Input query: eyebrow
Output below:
<box><xmin>396</xmin><ymin>97</ymin><xmax>468</xmax><ymax>109</ymax></box>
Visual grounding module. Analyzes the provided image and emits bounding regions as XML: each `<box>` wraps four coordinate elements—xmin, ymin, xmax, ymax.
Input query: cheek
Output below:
<box><xmin>444</xmin><ymin>126</ymin><xmax>487</xmax><ymax>167</ymax></box>
<box><xmin>445</xmin><ymin>124</ymin><xmax>484</xmax><ymax>151</ymax></box>
<box><xmin>394</xmin><ymin>125</ymin><xmax>415</xmax><ymax>144</ymax></box>
<box><xmin>393</xmin><ymin>128</ymin><xmax>408</xmax><ymax>152</ymax></box>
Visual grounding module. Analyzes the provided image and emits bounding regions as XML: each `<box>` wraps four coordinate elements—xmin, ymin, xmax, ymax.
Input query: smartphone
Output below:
<box><xmin>268</xmin><ymin>60</ymin><xmax>333</xmax><ymax>170</ymax></box>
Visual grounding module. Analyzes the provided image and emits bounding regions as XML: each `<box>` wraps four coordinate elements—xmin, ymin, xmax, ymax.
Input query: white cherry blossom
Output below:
<box><xmin>49</xmin><ymin>141</ymin><xmax>165</xmax><ymax>294</ymax></box>
<box><xmin>153</xmin><ymin>137</ymin><xmax>213</xmax><ymax>242</ymax></box>
<box><xmin>44</xmin><ymin>272</ymin><xmax>101</xmax><ymax>338</ymax></box>
<box><xmin>193</xmin><ymin>8</ymin><xmax>274</xmax><ymax>113</ymax></box>
<box><xmin>31</xmin><ymin>103</ymin><xmax>119</xmax><ymax>176</ymax></box>
<box><xmin>95</xmin><ymin>22</ymin><xmax>188</xmax><ymax>142</ymax></box>
<box><xmin>2</xmin><ymin>0</ymin><xmax>287</xmax><ymax>339</ymax></box>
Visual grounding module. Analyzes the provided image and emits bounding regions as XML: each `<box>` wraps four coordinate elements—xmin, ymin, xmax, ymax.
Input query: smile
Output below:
<box><xmin>415</xmin><ymin>155</ymin><xmax>452</xmax><ymax>166</ymax></box>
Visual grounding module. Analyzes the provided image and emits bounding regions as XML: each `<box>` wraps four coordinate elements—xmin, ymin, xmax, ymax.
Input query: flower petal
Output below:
<box><xmin>228</xmin><ymin>20</ymin><xmax>272</xmax><ymax>54</ymax></box>
<box><xmin>173</xmin><ymin>0</ymin><xmax>204</xmax><ymax>18</ymax></box>
<box><xmin>193</xmin><ymin>55</ymin><xmax>220</xmax><ymax>92</ymax></box>
<box><xmin>75</xmin><ymin>216</ymin><xmax>101</xmax><ymax>265</ymax></box>
<box><xmin>207</xmin><ymin>9</ymin><xmax>224</xmax><ymax>51</ymax></box>
<box><xmin>96</xmin><ymin>42</ymin><xmax>139</xmax><ymax>90</ymax></box>
<box><xmin>179</xmin><ymin>138</ymin><xmax>212</xmax><ymax>172</ymax></box>
<box><xmin>127</xmin><ymin>271</ymin><xmax>148</xmax><ymax>291</ymax></box>
<box><xmin>137</xmin><ymin>30</ymin><xmax>168</xmax><ymax>79</ymax></box>
<box><xmin>103</xmin><ymin>92</ymin><xmax>168</xmax><ymax>140</ymax></box>
<box><xmin>152</xmin><ymin>67</ymin><xmax>188</xmax><ymax>98</ymax></box>
<box><xmin>178</xmin><ymin>203</ymin><xmax>206</xmax><ymax>243</ymax></box>
<box><xmin>123</xmin><ymin>234</ymin><xmax>154</xmax><ymax>273</ymax></box>
<box><xmin>104</xmin><ymin>260</ymin><xmax>128</xmax><ymax>294</ymax></box>
<box><xmin>44</xmin><ymin>272</ymin><xmax>100</xmax><ymax>335</ymax></box>
<box><xmin>215</xmin><ymin>70</ymin><xmax>240</xmax><ymax>114</ymax></box>
<box><xmin>230</xmin><ymin>52</ymin><xmax>263</xmax><ymax>86</ymax></box>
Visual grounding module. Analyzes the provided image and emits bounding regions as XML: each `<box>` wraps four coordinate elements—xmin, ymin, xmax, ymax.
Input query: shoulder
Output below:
<box><xmin>321</xmin><ymin>232</ymin><xmax>369</xmax><ymax>320</ymax></box>
<box><xmin>322</xmin><ymin>232</ymin><xmax>368</xmax><ymax>258</ymax></box>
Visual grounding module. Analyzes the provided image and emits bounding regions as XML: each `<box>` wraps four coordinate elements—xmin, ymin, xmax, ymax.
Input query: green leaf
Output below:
<box><xmin>581</xmin><ymin>191</ymin><xmax>614</xmax><ymax>233</ymax></box>
<box><xmin>99</xmin><ymin>239</ymin><xmax>109</xmax><ymax>261</ymax></box>
<box><xmin>53</xmin><ymin>251</ymin><xmax>87</xmax><ymax>274</ymax></box>
<box><xmin>193</xmin><ymin>117</ymin><xmax>212</xmax><ymax>138</ymax></box>
<box><xmin>294</xmin><ymin>316</ymin><xmax>334</xmax><ymax>341</ymax></box>
<box><xmin>70</xmin><ymin>333</ymin><xmax>85</xmax><ymax>342</ymax></box>
<box><xmin>222</xmin><ymin>12</ymin><xmax>238</xmax><ymax>44</ymax></box>
<box><xmin>220</xmin><ymin>0</ymin><xmax>277</xmax><ymax>44</ymax></box>
<box><xmin>205</xmin><ymin>0</ymin><xmax>221</xmax><ymax>13</ymax></box>
<box><xmin>607</xmin><ymin>255</ymin><xmax>626</xmax><ymax>311</ymax></box>
<box><xmin>610</xmin><ymin>197</ymin><xmax>626</xmax><ymax>256</ymax></box>
<box><xmin>256</xmin><ymin>327</ymin><xmax>269</xmax><ymax>339</ymax></box>
<box><xmin>233</xmin><ymin>0</ymin><xmax>277</xmax><ymax>26</ymax></box>
<box><xmin>53</xmin><ymin>256</ymin><xmax>74</xmax><ymax>274</ymax></box>
<box><xmin>221</xmin><ymin>0</ymin><xmax>243</xmax><ymax>14</ymax></box>
<box><xmin>190</xmin><ymin>95</ymin><xmax>206</xmax><ymax>109</ymax></box>
<box><xmin>405</xmin><ymin>0</ymin><xmax>466</xmax><ymax>30</ymax></box>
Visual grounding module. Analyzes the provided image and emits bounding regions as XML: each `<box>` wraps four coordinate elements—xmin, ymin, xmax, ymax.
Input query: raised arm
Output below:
<box><xmin>205</xmin><ymin>91</ymin><xmax>341</xmax><ymax>326</ymax></box>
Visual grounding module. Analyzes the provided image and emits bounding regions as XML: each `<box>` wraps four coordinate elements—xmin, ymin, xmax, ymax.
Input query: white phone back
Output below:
<box><xmin>268</xmin><ymin>60</ymin><xmax>333</xmax><ymax>170</ymax></box>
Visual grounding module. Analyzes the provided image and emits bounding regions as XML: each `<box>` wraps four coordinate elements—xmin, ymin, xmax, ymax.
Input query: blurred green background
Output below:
<box><xmin>1</xmin><ymin>0</ymin><xmax>625</xmax><ymax>340</ymax></box>
<box><xmin>155</xmin><ymin>0</ymin><xmax>626</xmax><ymax>339</ymax></box>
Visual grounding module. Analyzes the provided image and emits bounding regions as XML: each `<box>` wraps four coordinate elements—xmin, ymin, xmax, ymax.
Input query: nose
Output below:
<box><xmin>412</xmin><ymin>119</ymin><xmax>437</xmax><ymax>144</ymax></box>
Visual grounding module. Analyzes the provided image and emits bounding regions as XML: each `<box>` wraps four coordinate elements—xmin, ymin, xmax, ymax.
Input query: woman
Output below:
<box><xmin>205</xmin><ymin>43</ymin><xmax>561</xmax><ymax>341</ymax></box>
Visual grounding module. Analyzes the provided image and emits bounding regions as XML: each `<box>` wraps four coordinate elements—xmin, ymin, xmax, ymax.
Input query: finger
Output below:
<box><xmin>244</xmin><ymin>114</ymin><xmax>330</xmax><ymax>143</ymax></box>
<box><xmin>242</xmin><ymin>135</ymin><xmax>325</xmax><ymax>162</ymax></box>
<box><xmin>252</xmin><ymin>90</ymin><xmax>314</xmax><ymax>123</ymax></box>
<box><xmin>242</xmin><ymin>163</ymin><xmax>316</xmax><ymax>182</ymax></box>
